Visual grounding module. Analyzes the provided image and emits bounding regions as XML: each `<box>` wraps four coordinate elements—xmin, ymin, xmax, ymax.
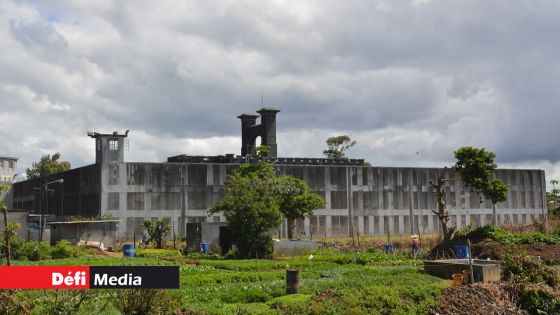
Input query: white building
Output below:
<box><xmin>0</xmin><ymin>156</ymin><xmax>18</xmax><ymax>206</ymax></box>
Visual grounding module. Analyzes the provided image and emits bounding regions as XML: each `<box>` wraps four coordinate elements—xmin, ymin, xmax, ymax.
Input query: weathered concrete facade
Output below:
<box><xmin>10</xmin><ymin>113</ymin><xmax>547</xmax><ymax>245</ymax></box>
<box><xmin>12</xmin><ymin>160</ymin><xmax>547</xmax><ymax>243</ymax></box>
<box><xmin>0</xmin><ymin>156</ymin><xmax>18</xmax><ymax>206</ymax></box>
<box><xmin>96</xmin><ymin>162</ymin><xmax>546</xmax><ymax>241</ymax></box>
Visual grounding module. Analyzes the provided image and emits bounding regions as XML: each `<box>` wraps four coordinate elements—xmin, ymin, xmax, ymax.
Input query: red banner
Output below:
<box><xmin>0</xmin><ymin>266</ymin><xmax>90</xmax><ymax>289</ymax></box>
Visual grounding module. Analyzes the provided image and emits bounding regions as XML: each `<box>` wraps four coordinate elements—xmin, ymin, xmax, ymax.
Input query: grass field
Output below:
<box><xmin>8</xmin><ymin>251</ymin><xmax>447</xmax><ymax>314</ymax></box>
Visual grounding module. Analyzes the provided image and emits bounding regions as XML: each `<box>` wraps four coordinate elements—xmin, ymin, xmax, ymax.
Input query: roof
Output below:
<box><xmin>0</xmin><ymin>156</ymin><xmax>18</xmax><ymax>161</ymax></box>
<box><xmin>49</xmin><ymin>220</ymin><xmax>120</xmax><ymax>225</ymax></box>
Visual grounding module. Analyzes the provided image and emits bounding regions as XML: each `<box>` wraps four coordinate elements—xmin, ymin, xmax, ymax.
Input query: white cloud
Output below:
<box><xmin>0</xmin><ymin>0</ymin><xmax>558</xmax><ymax>187</ymax></box>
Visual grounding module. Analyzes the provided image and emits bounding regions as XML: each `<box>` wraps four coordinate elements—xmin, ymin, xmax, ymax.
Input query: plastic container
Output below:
<box><xmin>454</xmin><ymin>245</ymin><xmax>469</xmax><ymax>259</ymax></box>
<box><xmin>452</xmin><ymin>273</ymin><xmax>464</xmax><ymax>286</ymax></box>
<box><xmin>384</xmin><ymin>244</ymin><xmax>394</xmax><ymax>253</ymax></box>
<box><xmin>199</xmin><ymin>243</ymin><xmax>209</xmax><ymax>254</ymax></box>
<box><xmin>123</xmin><ymin>243</ymin><xmax>135</xmax><ymax>257</ymax></box>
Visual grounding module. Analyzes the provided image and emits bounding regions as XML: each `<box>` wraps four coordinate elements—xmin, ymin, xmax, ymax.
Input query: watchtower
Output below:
<box><xmin>88</xmin><ymin>130</ymin><xmax>129</xmax><ymax>163</ymax></box>
<box><xmin>238</xmin><ymin>107</ymin><xmax>280</xmax><ymax>157</ymax></box>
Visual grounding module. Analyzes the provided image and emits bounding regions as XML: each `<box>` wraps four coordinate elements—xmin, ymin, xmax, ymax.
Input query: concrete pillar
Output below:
<box><xmin>207</xmin><ymin>164</ymin><xmax>213</xmax><ymax>185</ymax></box>
<box><xmin>325</xmin><ymin>215</ymin><xmax>332</xmax><ymax>237</ymax></box>
<box><xmin>358</xmin><ymin>216</ymin><xmax>364</xmax><ymax>236</ymax></box>
<box><xmin>398</xmin><ymin>215</ymin><xmax>404</xmax><ymax>235</ymax></box>
<box><xmin>304</xmin><ymin>217</ymin><xmax>310</xmax><ymax>236</ymax></box>
<box><xmin>368</xmin><ymin>216</ymin><xmax>375</xmax><ymax>235</ymax></box>
<box><xmin>427</xmin><ymin>214</ymin><xmax>434</xmax><ymax>233</ymax></box>
<box><xmin>388</xmin><ymin>215</ymin><xmax>394</xmax><ymax>235</ymax></box>
<box><xmin>378</xmin><ymin>216</ymin><xmax>385</xmax><ymax>235</ymax></box>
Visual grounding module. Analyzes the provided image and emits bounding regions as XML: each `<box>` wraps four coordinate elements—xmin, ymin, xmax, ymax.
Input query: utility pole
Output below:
<box><xmin>35</xmin><ymin>179</ymin><xmax>63</xmax><ymax>242</ymax></box>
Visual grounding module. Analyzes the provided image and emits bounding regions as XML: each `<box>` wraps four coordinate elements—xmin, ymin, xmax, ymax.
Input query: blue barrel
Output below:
<box><xmin>123</xmin><ymin>244</ymin><xmax>135</xmax><ymax>257</ymax></box>
<box><xmin>199</xmin><ymin>243</ymin><xmax>209</xmax><ymax>254</ymax></box>
<box><xmin>384</xmin><ymin>244</ymin><xmax>394</xmax><ymax>253</ymax></box>
<box><xmin>454</xmin><ymin>245</ymin><xmax>469</xmax><ymax>259</ymax></box>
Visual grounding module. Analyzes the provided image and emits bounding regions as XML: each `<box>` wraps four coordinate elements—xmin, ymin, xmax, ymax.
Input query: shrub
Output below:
<box><xmin>143</xmin><ymin>217</ymin><xmax>171</xmax><ymax>249</ymax></box>
<box><xmin>460</xmin><ymin>224</ymin><xmax>560</xmax><ymax>245</ymax></box>
<box><xmin>0</xmin><ymin>231</ymin><xmax>24</xmax><ymax>259</ymax></box>
<box><xmin>501</xmin><ymin>250</ymin><xmax>560</xmax><ymax>289</ymax></box>
<box><xmin>50</xmin><ymin>240</ymin><xmax>77</xmax><ymax>259</ymax></box>
<box><xmin>136</xmin><ymin>248</ymin><xmax>181</xmax><ymax>257</ymax></box>
<box><xmin>517</xmin><ymin>284</ymin><xmax>560</xmax><ymax>315</ymax></box>
<box><xmin>112</xmin><ymin>289</ymin><xmax>180</xmax><ymax>315</ymax></box>
<box><xmin>18</xmin><ymin>241</ymin><xmax>51</xmax><ymax>261</ymax></box>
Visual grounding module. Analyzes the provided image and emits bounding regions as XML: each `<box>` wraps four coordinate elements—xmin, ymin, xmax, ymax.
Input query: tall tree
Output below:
<box><xmin>323</xmin><ymin>135</ymin><xmax>356</xmax><ymax>159</ymax></box>
<box><xmin>210</xmin><ymin>163</ymin><xmax>282</xmax><ymax>258</ymax></box>
<box><xmin>453</xmin><ymin>146</ymin><xmax>509</xmax><ymax>225</ymax></box>
<box><xmin>25</xmin><ymin>152</ymin><xmax>71</xmax><ymax>179</ymax></box>
<box><xmin>277</xmin><ymin>176</ymin><xmax>325</xmax><ymax>239</ymax></box>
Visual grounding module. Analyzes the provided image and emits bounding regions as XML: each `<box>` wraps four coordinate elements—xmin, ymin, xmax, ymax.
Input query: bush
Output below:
<box><xmin>112</xmin><ymin>289</ymin><xmax>180</xmax><ymax>315</ymax></box>
<box><xmin>136</xmin><ymin>248</ymin><xmax>181</xmax><ymax>258</ymax></box>
<box><xmin>517</xmin><ymin>284</ymin><xmax>560</xmax><ymax>315</ymax></box>
<box><xmin>459</xmin><ymin>225</ymin><xmax>560</xmax><ymax>245</ymax></box>
<box><xmin>50</xmin><ymin>240</ymin><xmax>77</xmax><ymax>259</ymax></box>
<box><xmin>0</xmin><ymin>232</ymin><xmax>24</xmax><ymax>259</ymax></box>
<box><xmin>18</xmin><ymin>241</ymin><xmax>51</xmax><ymax>261</ymax></box>
<box><xmin>501</xmin><ymin>250</ymin><xmax>560</xmax><ymax>314</ymax></box>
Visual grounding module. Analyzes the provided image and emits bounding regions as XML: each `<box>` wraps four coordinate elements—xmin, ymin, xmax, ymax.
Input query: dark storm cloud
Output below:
<box><xmin>1</xmin><ymin>0</ymin><xmax>560</xmax><ymax>181</ymax></box>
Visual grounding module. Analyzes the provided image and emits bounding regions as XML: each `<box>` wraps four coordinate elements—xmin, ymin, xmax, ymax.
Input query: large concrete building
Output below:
<box><xmin>0</xmin><ymin>156</ymin><xmax>18</xmax><ymax>206</ymax></box>
<box><xmin>12</xmin><ymin>109</ymin><xmax>547</xmax><ymax>244</ymax></box>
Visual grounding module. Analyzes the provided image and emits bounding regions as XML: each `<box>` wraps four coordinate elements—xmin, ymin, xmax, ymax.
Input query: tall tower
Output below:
<box><xmin>257</xmin><ymin>107</ymin><xmax>280</xmax><ymax>158</ymax></box>
<box><xmin>238</xmin><ymin>107</ymin><xmax>280</xmax><ymax>158</ymax></box>
<box><xmin>88</xmin><ymin>130</ymin><xmax>129</xmax><ymax>163</ymax></box>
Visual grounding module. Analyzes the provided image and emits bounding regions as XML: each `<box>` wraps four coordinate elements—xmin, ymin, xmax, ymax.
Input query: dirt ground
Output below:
<box><xmin>431</xmin><ymin>282</ymin><xmax>526</xmax><ymax>315</ymax></box>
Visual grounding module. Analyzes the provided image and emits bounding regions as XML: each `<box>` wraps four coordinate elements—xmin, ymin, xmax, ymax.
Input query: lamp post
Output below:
<box><xmin>34</xmin><ymin>179</ymin><xmax>64</xmax><ymax>242</ymax></box>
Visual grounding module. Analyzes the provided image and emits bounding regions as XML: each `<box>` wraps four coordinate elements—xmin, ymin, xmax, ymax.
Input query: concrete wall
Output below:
<box><xmin>99</xmin><ymin>162</ymin><xmax>546</xmax><ymax>239</ymax></box>
<box><xmin>50</xmin><ymin>221</ymin><xmax>118</xmax><ymax>248</ymax></box>
<box><xmin>0</xmin><ymin>211</ymin><xmax>28</xmax><ymax>240</ymax></box>
<box><xmin>0</xmin><ymin>157</ymin><xmax>17</xmax><ymax>183</ymax></box>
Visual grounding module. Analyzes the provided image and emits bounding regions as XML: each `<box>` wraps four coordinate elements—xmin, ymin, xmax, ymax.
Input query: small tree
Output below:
<box><xmin>26</xmin><ymin>152</ymin><xmax>71</xmax><ymax>179</ymax></box>
<box><xmin>323</xmin><ymin>135</ymin><xmax>356</xmax><ymax>159</ymax></box>
<box><xmin>143</xmin><ymin>218</ymin><xmax>171</xmax><ymax>249</ymax></box>
<box><xmin>277</xmin><ymin>176</ymin><xmax>325</xmax><ymax>239</ymax></box>
<box><xmin>210</xmin><ymin>163</ymin><xmax>282</xmax><ymax>258</ymax></box>
<box><xmin>549</xmin><ymin>180</ymin><xmax>560</xmax><ymax>216</ymax></box>
<box><xmin>254</xmin><ymin>145</ymin><xmax>270</xmax><ymax>158</ymax></box>
<box><xmin>1</xmin><ymin>185</ymin><xmax>12</xmax><ymax>265</ymax></box>
<box><xmin>453</xmin><ymin>146</ymin><xmax>509</xmax><ymax>226</ymax></box>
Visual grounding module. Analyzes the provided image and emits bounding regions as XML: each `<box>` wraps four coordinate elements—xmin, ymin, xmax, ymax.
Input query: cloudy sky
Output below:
<box><xmin>1</xmin><ymin>0</ymin><xmax>559</xmax><ymax>186</ymax></box>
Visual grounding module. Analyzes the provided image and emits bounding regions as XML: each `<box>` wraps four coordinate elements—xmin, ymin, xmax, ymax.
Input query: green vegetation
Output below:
<box><xmin>4</xmin><ymin>250</ymin><xmax>444</xmax><ymax>314</ymax></box>
<box><xmin>3</xmin><ymin>237</ymin><xmax>97</xmax><ymax>261</ymax></box>
<box><xmin>25</xmin><ymin>152</ymin><xmax>71</xmax><ymax>179</ymax></box>
<box><xmin>211</xmin><ymin>163</ymin><xmax>282</xmax><ymax>258</ymax></box>
<box><xmin>548</xmin><ymin>179</ymin><xmax>560</xmax><ymax>215</ymax></box>
<box><xmin>136</xmin><ymin>248</ymin><xmax>181</xmax><ymax>257</ymax></box>
<box><xmin>323</xmin><ymin>135</ymin><xmax>356</xmax><ymax>159</ymax></box>
<box><xmin>453</xmin><ymin>146</ymin><xmax>510</xmax><ymax>225</ymax></box>
<box><xmin>501</xmin><ymin>249</ymin><xmax>560</xmax><ymax>314</ymax></box>
<box><xmin>143</xmin><ymin>217</ymin><xmax>171</xmax><ymax>249</ymax></box>
<box><xmin>277</xmin><ymin>176</ymin><xmax>325</xmax><ymax>239</ymax></box>
<box><xmin>456</xmin><ymin>225</ymin><xmax>560</xmax><ymax>245</ymax></box>
<box><xmin>211</xmin><ymin>163</ymin><xmax>326</xmax><ymax>257</ymax></box>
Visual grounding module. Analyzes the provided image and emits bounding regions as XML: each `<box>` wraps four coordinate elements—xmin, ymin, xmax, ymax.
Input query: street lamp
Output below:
<box><xmin>34</xmin><ymin>179</ymin><xmax>64</xmax><ymax>242</ymax></box>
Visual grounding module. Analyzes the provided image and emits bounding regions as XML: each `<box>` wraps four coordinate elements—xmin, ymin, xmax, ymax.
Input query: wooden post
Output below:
<box><xmin>172</xmin><ymin>219</ymin><xmax>176</xmax><ymax>250</ymax></box>
<box><xmin>467</xmin><ymin>239</ymin><xmax>474</xmax><ymax>283</ymax></box>
<box><xmin>286</xmin><ymin>269</ymin><xmax>300</xmax><ymax>294</ymax></box>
